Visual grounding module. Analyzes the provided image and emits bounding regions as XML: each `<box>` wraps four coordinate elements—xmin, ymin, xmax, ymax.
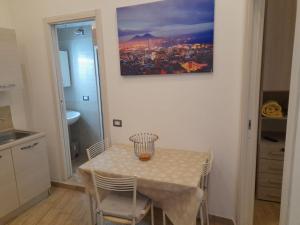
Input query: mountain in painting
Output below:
<box><xmin>130</xmin><ymin>33</ymin><xmax>159</xmax><ymax>41</ymax></box>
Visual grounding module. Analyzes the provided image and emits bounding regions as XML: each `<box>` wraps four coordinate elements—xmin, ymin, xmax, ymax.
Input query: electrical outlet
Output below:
<box><xmin>113</xmin><ymin>119</ymin><xmax>122</xmax><ymax>127</ymax></box>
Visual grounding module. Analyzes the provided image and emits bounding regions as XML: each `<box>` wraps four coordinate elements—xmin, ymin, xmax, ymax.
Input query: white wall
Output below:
<box><xmin>7</xmin><ymin>0</ymin><xmax>247</xmax><ymax>220</ymax></box>
<box><xmin>0</xmin><ymin>0</ymin><xmax>14</xmax><ymax>29</ymax></box>
<box><xmin>0</xmin><ymin>0</ymin><xmax>28</xmax><ymax>129</ymax></box>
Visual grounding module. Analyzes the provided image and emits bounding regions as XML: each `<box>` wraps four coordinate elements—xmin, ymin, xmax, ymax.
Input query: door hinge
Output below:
<box><xmin>248</xmin><ymin>120</ymin><xmax>252</xmax><ymax>130</ymax></box>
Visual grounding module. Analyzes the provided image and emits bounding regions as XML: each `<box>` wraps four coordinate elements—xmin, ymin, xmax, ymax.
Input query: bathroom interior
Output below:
<box><xmin>56</xmin><ymin>20</ymin><xmax>103</xmax><ymax>177</ymax></box>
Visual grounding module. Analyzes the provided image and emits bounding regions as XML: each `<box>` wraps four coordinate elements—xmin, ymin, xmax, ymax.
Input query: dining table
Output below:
<box><xmin>78</xmin><ymin>144</ymin><xmax>209</xmax><ymax>225</ymax></box>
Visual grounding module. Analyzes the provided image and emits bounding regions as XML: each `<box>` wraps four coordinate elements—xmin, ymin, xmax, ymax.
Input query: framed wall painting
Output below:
<box><xmin>116</xmin><ymin>0</ymin><xmax>215</xmax><ymax>76</ymax></box>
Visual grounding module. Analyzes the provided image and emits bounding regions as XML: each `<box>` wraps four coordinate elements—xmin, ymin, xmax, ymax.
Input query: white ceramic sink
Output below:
<box><xmin>66</xmin><ymin>110</ymin><xmax>81</xmax><ymax>125</ymax></box>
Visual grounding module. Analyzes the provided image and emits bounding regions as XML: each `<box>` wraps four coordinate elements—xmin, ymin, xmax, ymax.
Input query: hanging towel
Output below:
<box><xmin>261</xmin><ymin>101</ymin><xmax>283</xmax><ymax>118</ymax></box>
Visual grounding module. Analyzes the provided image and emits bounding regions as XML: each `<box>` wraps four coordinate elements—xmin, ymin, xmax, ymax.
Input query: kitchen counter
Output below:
<box><xmin>0</xmin><ymin>131</ymin><xmax>50</xmax><ymax>222</ymax></box>
<box><xmin>0</xmin><ymin>131</ymin><xmax>45</xmax><ymax>151</ymax></box>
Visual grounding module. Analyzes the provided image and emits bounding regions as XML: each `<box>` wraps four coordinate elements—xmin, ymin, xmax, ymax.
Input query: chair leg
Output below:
<box><xmin>89</xmin><ymin>194</ymin><xmax>95</xmax><ymax>225</ymax></box>
<box><xmin>99</xmin><ymin>212</ymin><xmax>104</xmax><ymax>225</ymax></box>
<box><xmin>151</xmin><ymin>202</ymin><xmax>154</xmax><ymax>225</ymax></box>
<box><xmin>95</xmin><ymin>212</ymin><xmax>99</xmax><ymax>225</ymax></box>
<box><xmin>163</xmin><ymin>211</ymin><xmax>166</xmax><ymax>225</ymax></box>
<box><xmin>200</xmin><ymin>202</ymin><xmax>204</xmax><ymax>225</ymax></box>
<box><xmin>205</xmin><ymin>200</ymin><xmax>210</xmax><ymax>225</ymax></box>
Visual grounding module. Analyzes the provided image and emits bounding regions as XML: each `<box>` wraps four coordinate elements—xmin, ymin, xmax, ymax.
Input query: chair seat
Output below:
<box><xmin>99</xmin><ymin>192</ymin><xmax>150</xmax><ymax>221</ymax></box>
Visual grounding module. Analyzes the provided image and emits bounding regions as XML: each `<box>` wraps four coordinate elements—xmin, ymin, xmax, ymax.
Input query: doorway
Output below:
<box><xmin>252</xmin><ymin>0</ymin><xmax>297</xmax><ymax>224</ymax></box>
<box><xmin>45</xmin><ymin>12</ymin><xmax>109</xmax><ymax>184</ymax></box>
<box><xmin>54</xmin><ymin>20</ymin><xmax>104</xmax><ymax>182</ymax></box>
<box><xmin>238</xmin><ymin>0</ymin><xmax>298</xmax><ymax>224</ymax></box>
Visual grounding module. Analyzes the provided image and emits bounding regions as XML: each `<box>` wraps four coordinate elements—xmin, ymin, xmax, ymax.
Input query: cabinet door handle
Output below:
<box><xmin>20</xmin><ymin>142</ymin><xmax>39</xmax><ymax>150</ymax></box>
<box><xmin>0</xmin><ymin>155</ymin><xmax>2</xmax><ymax>159</ymax></box>
<box><xmin>0</xmin><ymin>84</ymin><xmax>16</xmax><ymax>88</ymax></box>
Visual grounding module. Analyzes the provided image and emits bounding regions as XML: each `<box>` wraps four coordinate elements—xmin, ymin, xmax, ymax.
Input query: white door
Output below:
<box><xmin>12</xmin><ymin>138</ymin><xmax>50</xmax><ymax>205</ymax></box>
<box><xmin>0</xmin><ymin>149</ymin><xmax>19</xmax><ymax>217</ymax></box>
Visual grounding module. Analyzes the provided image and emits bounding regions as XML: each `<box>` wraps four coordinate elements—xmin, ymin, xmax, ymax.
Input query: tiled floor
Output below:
<box><xmin>58</xmin><ymin>153</ymin><xmax>87</xmax><ymax>187</ymax></box>
<box><xmin>8</xmin><ymin>187</ymin><xmax>230</xmax><ymax>225</ymax></box>
<box><xmin>72</xmin><ymin>153</ymin><xmax>88</xmax><ymax>174</ymax></box>
<box><xmin>253</xmin><ymin>200</ymin><xmax>280</xmax><ymax>225</ymax></box>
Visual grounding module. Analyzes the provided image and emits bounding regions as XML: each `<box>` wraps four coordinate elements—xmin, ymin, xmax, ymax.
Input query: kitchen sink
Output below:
<box><xmin>0</xmin><ymin>130</ymin><xmax>36</xmax><ymax>145</ymax></box>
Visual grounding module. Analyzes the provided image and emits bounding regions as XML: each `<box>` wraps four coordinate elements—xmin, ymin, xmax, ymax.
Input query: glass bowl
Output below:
<box><xmin>129</xmin><ymin>133</ymin><xmax>159</xmax><ymax>161</ymax></box>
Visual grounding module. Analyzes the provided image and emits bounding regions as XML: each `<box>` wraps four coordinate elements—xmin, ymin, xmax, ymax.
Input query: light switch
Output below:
<box><xmin>83</xmin><ymin>96</ymin><xmax>89</xmax><ymax>101</ymax></box>
<box><xmin>113</xmin><ymin>119</ymin><xmax>122</xmax><ymax>127</ymax></box>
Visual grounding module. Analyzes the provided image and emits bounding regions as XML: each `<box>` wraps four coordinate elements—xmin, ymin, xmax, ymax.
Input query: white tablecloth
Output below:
<box><xmin>79</xmin><ymin>144</ymin><xmax>209</xmax><ymax>225</ymax></box>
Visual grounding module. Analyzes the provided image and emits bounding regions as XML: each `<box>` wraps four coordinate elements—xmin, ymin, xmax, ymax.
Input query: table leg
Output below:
<box><xmin>89</xmin><ymin>193</ymin><xmax>95</xmax><ymax>225</ymax></box>
<box><xmin>163</xmin><ymin>211</ymin><xmax>166</xmax><ymax>225</ymax></box>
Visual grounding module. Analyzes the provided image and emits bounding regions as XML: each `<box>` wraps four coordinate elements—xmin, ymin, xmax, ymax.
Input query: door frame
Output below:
<box><xmin>44</xmin><ymin>10</ymin><xmax>111</xmax><ymax>180</ymax></box>
<box><xmin>238</xmin><ymin>0</ymin><xmax>300</xmax><ymax>225</ymax></box>
<box><xmin>237</xmin><ymin>0</ymin><xmax>265</xmax><ymax>224</ymax></box>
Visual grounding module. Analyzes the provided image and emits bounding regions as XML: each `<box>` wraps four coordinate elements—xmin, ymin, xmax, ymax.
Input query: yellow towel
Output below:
<box><xmin>261</xmin><ymin>101</ymin><xmax>283</xmax><ymax>118</ymax></box>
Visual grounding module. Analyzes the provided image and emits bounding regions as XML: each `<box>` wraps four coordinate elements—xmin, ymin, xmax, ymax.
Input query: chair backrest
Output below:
<box><xmin>202</xmin><ymin>151</ymin><xmax>214</xmax><ymax>176</ymax></box>
<box><xmin>86</xmin><ymin>139</ymin><xmax>108</xmax><ymax>160</ymax></box>
<box><xmin>91</xmin><ymin>170</ymin><xmax>137</xmax><ymax>218</ymax></box>
<box><xmin>200</xmin><ymin>151</ymin><xmax>214</xmax><ymax>190</ymax></box>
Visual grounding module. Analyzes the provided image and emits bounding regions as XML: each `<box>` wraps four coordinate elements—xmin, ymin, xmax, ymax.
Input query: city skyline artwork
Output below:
<box><xmin>117</xmin><ymin>0</ymin><xmax>215</xmax><ymax>75</ymax></box>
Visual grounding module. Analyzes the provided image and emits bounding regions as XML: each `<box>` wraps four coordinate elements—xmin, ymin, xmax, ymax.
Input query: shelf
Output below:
<box><xmin>261</xmin><ymin>131</ymin><xmax>286</xmax><ymax>141</ymax></box>
<box><xmin>261</xmin><ymin>116</ymin><xmax>287</xmax><ymax>121</ymax></box>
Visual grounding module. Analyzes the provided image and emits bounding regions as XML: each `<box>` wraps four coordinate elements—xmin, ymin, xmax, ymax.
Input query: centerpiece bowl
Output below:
<box><xmin>129</xmin><ymin>133</ymin><xmax>158</xmax><ymax>161</ymax></box>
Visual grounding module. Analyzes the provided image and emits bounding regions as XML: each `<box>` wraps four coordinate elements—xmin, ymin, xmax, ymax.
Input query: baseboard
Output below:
<box><xmin>51</xmin><ymin>181</ymin><xmax>85</xmax><ymax>192</ymax></box>
<box><xmin>210</xmin><ymin>215</ymin><xmax>235</xmax><ymax>225</ymax></box>
<box><xmin>0</xmin><ymin>190</ymin><xmax>49</xmax><ymax>225</ymax></box>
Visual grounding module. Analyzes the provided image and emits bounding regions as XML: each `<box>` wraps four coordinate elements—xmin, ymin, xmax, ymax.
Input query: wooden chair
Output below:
<box><xmin>91</xmin><ymin>170</ymin><xmax>154</xmax><ymax>225</ymax></box>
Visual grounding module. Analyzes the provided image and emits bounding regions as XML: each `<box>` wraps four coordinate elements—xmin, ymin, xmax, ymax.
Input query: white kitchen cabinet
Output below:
<box><xmin>0</xmin><ymin>28</ymin><xmax>23</xmax><ymax>90</ymax></box>
<box><xmin>12</xmin><ymin>137</ymin><xmax>50</xmax><ymax>205</ymax></box>
<box><xmin>0</xmin><ymin>149</ymin><xmax>19</xmax><ymax>217</ymax></box>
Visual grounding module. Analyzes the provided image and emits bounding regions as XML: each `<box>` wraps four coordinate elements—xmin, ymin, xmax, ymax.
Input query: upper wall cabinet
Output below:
<box><xmin>0</xmin><ymin>28</ymin><xmax>23</xmax><ymax>91</ymax></box>
<box><xmin>261</xmin><ymin>0</ymin><xmax>296</xmax><ymax>91</ymax></box>
<box><xmin>59</xmin><ymin>50</ymin><xmax>71</xmax><ymax>87</ymax></box>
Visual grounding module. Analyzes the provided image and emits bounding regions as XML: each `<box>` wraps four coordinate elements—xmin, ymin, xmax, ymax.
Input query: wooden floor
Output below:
<box><xmin>253</xmin><ymin>200</ymin><xmax>280</xmax><ymax>225</ymax></box>
<box><xmin>54</xmin><ymin>155</ymin><xmax>87</xmax><ymax>188</ymax></box>
<box><xmin>7</xmin><ymin>187</ymin><xmax>231</xmax><ymax>225</ymax></box>
<box><xmin>8</xmin><ymin>188</ymin><xmax>90</xmax><ymax>225</ymax></box>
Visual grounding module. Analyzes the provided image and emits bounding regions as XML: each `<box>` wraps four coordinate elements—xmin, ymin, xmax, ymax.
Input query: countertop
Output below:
<box><xmin>0</xmin><ymin>131</ymin><xmax>45</xmax><ymax>151</ymax></box>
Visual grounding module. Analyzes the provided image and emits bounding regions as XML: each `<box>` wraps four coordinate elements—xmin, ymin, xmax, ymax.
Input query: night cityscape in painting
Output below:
<box><xmin>117</xmin><ymin>0</ymin><xmax>215</xmax><ymax>76</ymax></box>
